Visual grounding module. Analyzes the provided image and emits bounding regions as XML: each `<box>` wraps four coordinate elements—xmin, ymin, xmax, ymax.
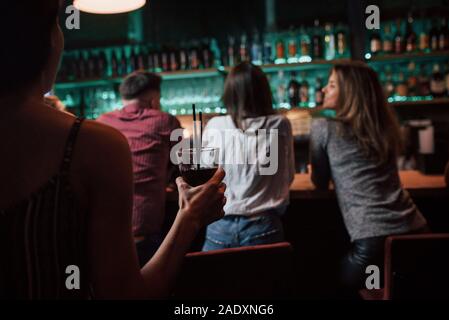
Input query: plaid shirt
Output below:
<box><xmin>97</xmin><ymin>102</ymin><xmax>181</xmax><ymax>237</ymax></box>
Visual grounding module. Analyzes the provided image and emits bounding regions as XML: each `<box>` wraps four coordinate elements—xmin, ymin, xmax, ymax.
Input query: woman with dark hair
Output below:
<box><xmin>201</xmin><ymin>62</ymin><xmax>295</xmax><ymax>251</ymax></box>
<box><xmin>310</xmin><ymin>61</ymin><xmax>428</xmax><ymax>294</ymax></box>
<box><xmin>0</xmin><ymin>2</ymin><xmax>226</xmax><ymax>299</ymax></box>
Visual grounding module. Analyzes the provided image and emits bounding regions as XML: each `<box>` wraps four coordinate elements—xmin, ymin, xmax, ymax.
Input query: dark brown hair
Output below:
<box><xmin>222</xmin><ymin>62</ymin><xmax>274</xmax><ymax>130</ymax></box>
<box><xmin>119</xmin><ymin>71</ymin><xmax>162</xmax><ymax>100</ymax></box>
<box><xmin>332</xmin><ymin>61</ymin><xmax>402</xmax><ymax>165</ymax></box>
<box><xmin>0</xmin><ymin>1</ymin><xmax>60</xmax><ymax>95</ymax></box>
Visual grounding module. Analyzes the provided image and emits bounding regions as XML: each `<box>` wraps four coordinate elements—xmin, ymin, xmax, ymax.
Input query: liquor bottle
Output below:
<box><xmin>239</xmin><ymin>33</ymin><xmax>249</xmax><ymax>62</ymax></box>
<box><xmin>370</xmin><ymin>30</ymin><xmax>382</xmax><ymax>55</ymax></box>
<box><xmin>87</xmin><ymin>52</ymin><xmax>97</xmax><ymax>78</ymax></box>
<box><xmin>382</xmin><ymin>23</ymin><xmax>394</xmax><ymax>54</ymax></box>
<box><xmin>98</xmin><ymin>51</ymin><xmax>107</xmax><ymax>78</ymax></box>
<box><xmin>407</xmin><ymin>62</ymin><xmax>418</xmax><ymax>96</ymax></box>
<box><xmin>251</xmin><ymin>30</ymin><xmax>262</xmax><ymax>65</ymax></box>
<box><xmin>189</xmin><ymin>43</ymin><xmax>200</xmax><ymax>70</ymax></box>
<box><xmin>300</xmin><ymin>25</ymin><xmax>311</xmax><ymax>59</ymax></box>
<box><xmin>276</xmin><ymin>70</ymin><xmax>287</xmax><ymax>107</ymax></box>
<box><xmin>287</xmin><ymin>72</ymin><xmax>300</xmax><ymax>108</ymax></box>
<box><xmin>395</xmin><ymin>72</ymin><xmax>409</xmax><ymax>97</ymax></box>
<box><xmin>418</xmin><ymin>20</ymin><xmax>430</xmax><ymax>52</ymax></box>
<box><xmin>312</xmin><ymin>19</ymin><xmax>323</xmax><ymax>59</ymax></box>
<box><xmin>287</xmin><ymin>27</ymin><xmax>298</xmax><ymax>63</ymax></box>
<box><xmin>137</xmin><ymin>50</ymin><xmax>145</xmax><ymax>70</ymax></box>
<box><xmin>324</xmin><ymin>23</ymin><xmax>336</xmax><ymax>60</ymax></box>
<box><xmin>445</xmin><ymin>61</ymin><xmax>449</xmax><ymax>96</ymax></box>
<box><xmin>146</xmin><ymin>49</ymin><xmax>154</xmax><ymax>72</ymax></box>
<box><xmin>179</xmin><ymin>48</ymin><xmax>188</xmax><ymax>70</ymax></box>
<box><xmin>111</xmin><ymin>51</ymin><xmax>119</xmax><ymax>77</ymax></box>
<box><xmin>336</xmin><ymin>24</ymin><xmax>346</xmax><ymax>57</ymax></box>
<box><xmin>384</xmin><ymin>67</ymin><xmax>395</xmax><ymax>98</ymax></box>
<box><xmin>153</xmin><ymin>51</ymin><xmax>161</xmax><ymax>72</ymax></box>
<box><xmin>227</xmin><ymin>36</ymin><xmax>236</xmax><ymax>67</ymax></box>
<box><xmin>299</xmin><ymin>73</ymin><xmax>309</xmax><ymax>104</ymax></box>
<box><xmin>405</xmin><ymin>12</ymin><xmax>417</xmax><ymax>53</ymax></box>
<box><xmin>314</xmin><ymin>77</ymin><xmax>324</xmax><ymax>106</ymax></box>
<box><xmin>275</xmin><ymin>36</ymin><xmax>285</xmax><ymax>62</ymax></box>
<box><xmin>417</xmin><ymin>64</ymin><xmax>431</xmax><ymax>96</ymax></box>
<box><xmin>201</xmin><ymin>39</ymin><xmax>213</xmax><ymax>69</ymax></box>
<box><xmin>438</xmin><ymin>17</ymin><xmax>449</xmax><ymax>51</ymax></box>
<box><xmin>129</xmin><ymin>49</ymin><xmax>137</xmax><ymax>73</ymax></box>
<box><xmin>263</xmin><ymin>32</ymin><xmax>273</xmax><ymax>64</ymax></box>
<box><xmin>394</xmin><ymin>19</ymin><xmax>404</xmax><ymax>54</ymax></box>
<box><xmin>430</xmin><ymin>63</ymin><xmax>446</xmax><ymax>98</ymax></box>
<box><xmin>161</xmin><ymin>51</ymin><xmax>169</xmax><ymax>71</ymax></box>
<box><xmin>118</xmin><ymin>50</ymin><xmax>127</xmax><ymax>76</ymax></box>
<box><xmin>430</xmin><ymin>19</ymin><xmax>439</xmax><ymax>51</ymax></box>
<box><xmin>169</xmin><ymin>51</ymin><xmax>178</xmax><ymax>71</ymax></box>
<box><xmin>210</xmin><ymin>38</ymin><xmax>222</xmax><ymax>68</ymax></box>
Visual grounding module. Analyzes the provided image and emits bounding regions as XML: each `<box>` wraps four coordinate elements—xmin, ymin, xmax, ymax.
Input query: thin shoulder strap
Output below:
<box><xmin>60</xmin><ymin>117</ymin><xmax>85</xmax><ymax>176</ymax></box>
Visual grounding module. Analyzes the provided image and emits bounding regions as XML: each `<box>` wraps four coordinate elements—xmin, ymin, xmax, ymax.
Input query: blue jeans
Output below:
<box><xmin>202</xmin><ymin>210</ymin><xmax>285</xmax><ymax>251</ymax></box>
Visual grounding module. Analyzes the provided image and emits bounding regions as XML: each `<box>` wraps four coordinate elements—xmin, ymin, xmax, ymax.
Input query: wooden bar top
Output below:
<box><xmin>290</xmin><ymin>170</ymin><xmax>448</xmax><ymax>199</ymax></box>
<box><xmin>167</xmin><ymin>170</ymin><xmax>448</xmax><ymax>201</ymax></box>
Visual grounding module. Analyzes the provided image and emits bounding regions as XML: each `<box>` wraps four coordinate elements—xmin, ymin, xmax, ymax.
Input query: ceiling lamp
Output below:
<box><xmin>73</xmin><ymin>0</ymin><xmax>146</xmax><ymax>14</ymax></box>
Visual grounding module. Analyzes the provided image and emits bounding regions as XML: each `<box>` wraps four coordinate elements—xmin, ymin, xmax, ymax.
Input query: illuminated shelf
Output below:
<box><xmin>55</xmin><ymin>59</ymin><xmax>351</xmax><ymax>90</ymax></box>
<box><xmin>366</xmin><ymin>51</ymin><xmax>449</xmax><ymax>64</ymax></box>
<box><xmin>388</xmin><ymin>97</ymin><xmax>449</xmax><ymax>107</ymax></box>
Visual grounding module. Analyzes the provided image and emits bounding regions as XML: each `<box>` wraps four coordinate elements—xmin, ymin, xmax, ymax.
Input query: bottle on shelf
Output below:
<box><xmin>314</xmin><ymin>77</ymin><xmax>324</xmax><ymax>106</ymax></box>
<box><xmin>276</xmin><ymin>70</ymin><xmax>287</xmax><ymax>107</ymax></box>
<box><xmin>430</xmin><ymin>19</ymin><xmax>439</xmax><ymax>51</ymax></box>
<box><xmin>201</xmin><ymin>38</ymin><xmax>213</xmax><ymax>69</ymax></box>
<box><xmin>445</xmin><ymin>61</ymin><xmax>449</xmax><ymax>96</ymax></box>
<box><xmin>250</xmin><ymin>30</ymin><xmax>263</xmax><ymax>65</ymax></box>
<box><xmin>275</xmin><ymin>35</ymin><xmax>286</xmax><ymax>64</ymax></box>
<box><xmin>179</xmin><ymin>47</ymin><xmax>188</xmax><ymax>70</ymax></box>
<box><xmin>417</xmin><ymin>64</ymin><xmax>431</xmax><ymax>96</ymax></box>
<box><xmin>438</xmin><ymin>17</ymin><xmax>449</xmax><ymax>51</ymax></box>
<box><xmin>136</xmin><ymin>49</ymin><xmax>146</xmax><ymax>71</ymax></box>
<box><xmin>370</xmin><ymin>29</ymin><xmax>382</xmax><ymax>55</ymax></box>
<box><xmin>227</xmin><ymin>36</ymin><xmax>236</xmax><ymax>67</ymax></box>
<box><xmin>170</xmin><ymin>50</ymin><xmax>178</xmax><ymax>71</ymax></box>
<box><xmin>263</xmin><ymin>32</ymin><xmax>273</xmax><ymax>65</ymax></box>
<box><xmin>287</xmin><ymin>27</ymin><xmax>298</xmax><ymax>63</ymax></box>
<box><xmin>418</xmin><ymin>19</ymin><xmax>430</xmax><ymax>53</ymax></box>
<box><xmin>405</xmin><ymin>12</ymin><xmax>417</xmax><ymax>53</ymax></box>
<box><xmin>383</xmin><ymin>66</ymin><xmax>395</xmax><ymax>98</ymax></box>
<box><xmin>324</xmin><ymin>23</ymin><xmax>336</xmax><ymax>60</ymax></box>
<box><xmin>430</xmin><ymin>63</ymin><xmax>446</xmax><ymax>98</ymax></box>
<box><xmin>161</xmin><ymin>50</ymin><xmax>169</xmax><ymax>72</ymax></box>
<box><xmin>287</xmin><ymin>71</ymin><xmax>300</xmax><ymax>108</ymax></box>
<box><xmin>394</xmin><ymin>19</ymin><xmax>404</xmax><ymax>54</ymax></box>
<box><xmin>299</xmin><ymin>73</ymin><xmax>309</xmax><ymax>105</ymax></box>
<box><xmin>395</xmin><ymin>72</ymin><xmax>409</xmax><ymax>97</ymax></box>
<box><xmin>189</xmin><ymin>42</ymin><xmax>200</xmax><ymax>70</ymax></box>
<box><xmin>382</xmin><ymin>23</ymin><xmax>394</xmax><ymax>54</ymax></box>
<box><xmin>239</xmin><ymin>33</ymin><xmax>249</xmax><ymax>63</ymax></box>
<box><xmin>312</xmin><ymin>19</ymin><xmax>323</xmax><ymax>59</ymax></box>
<box><xmin>335</xmin><ymin>24</ymin><xmax>346</xmax><ymax>57</ymax></box>
<box><xmin>407</xmin><ymin>61</ymin><xmax>418</xmax><ymax>96</ymax></box>
<box><xmin>300</xmin><ymin>25</ymin><xmax>311</xmax><ymax>61</ymax></box>
<box><xmin>129</xmin><ymin>48</ymin><xmax>138</xmax><ymax>73</ymax></box>
<box><xmin>111</xmin><ymin>50</ymin><xmax>119</xmax><ymax>77</ymax></box>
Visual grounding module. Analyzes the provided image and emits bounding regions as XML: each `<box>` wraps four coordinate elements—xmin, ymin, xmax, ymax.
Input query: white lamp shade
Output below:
<box><xmin>73</xmin><ymin>0</ymin><xmax>146</xmax><ymax>14</ymax></box>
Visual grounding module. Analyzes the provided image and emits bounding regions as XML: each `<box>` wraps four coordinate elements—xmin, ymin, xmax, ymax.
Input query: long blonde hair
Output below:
<box><xmin>332</xmin><ymin>61</ymin><xmax>402</xmax><ymax>165</ymax></box>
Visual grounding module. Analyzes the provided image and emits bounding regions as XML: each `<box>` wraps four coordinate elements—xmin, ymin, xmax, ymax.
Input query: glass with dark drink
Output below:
<box><xmin>178</xmin><ymin>147</ymin><xmax>219</xmax><ymax>186</ymax></box>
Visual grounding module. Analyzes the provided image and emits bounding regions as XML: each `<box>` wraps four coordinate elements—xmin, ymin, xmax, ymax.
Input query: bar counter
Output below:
<box><xmin>167</xmin><ymin>170</ymin><xmax>448</xmax><ymax>200</ymax></box>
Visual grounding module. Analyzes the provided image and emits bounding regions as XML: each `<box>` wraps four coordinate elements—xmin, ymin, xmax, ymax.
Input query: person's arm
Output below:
<box><xmin>309</xmin><ymin>120</ymin><xmax>331</xmax><ymax>190</ymax></box>
<box><xmin>81</xmin><ymin>121</ymin><xmax>225</xmax><ymax>299</ymax></box>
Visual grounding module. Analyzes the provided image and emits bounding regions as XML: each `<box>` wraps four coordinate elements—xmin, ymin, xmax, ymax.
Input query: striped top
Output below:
<box><xmin>0</xmin><ymin>118</ymin><xmax>91</xmax><ymax>299</ymax></box>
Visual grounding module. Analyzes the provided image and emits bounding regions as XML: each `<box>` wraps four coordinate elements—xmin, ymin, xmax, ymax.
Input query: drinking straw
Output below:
<box><xmin>199</xmin><ymin>111</ymin><xmax>203</xmax><ymax>148</ymax></box>
<box><xmin>192</xmin><ymin>104</ymin><xmax>200</xmax><ymax>169</ymax></box>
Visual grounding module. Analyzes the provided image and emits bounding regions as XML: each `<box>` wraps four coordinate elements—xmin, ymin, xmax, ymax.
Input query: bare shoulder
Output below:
<box><xmin>75</xmin><ymin>120</ymin><xmax>132</xmax><ymax>181</ymax></box>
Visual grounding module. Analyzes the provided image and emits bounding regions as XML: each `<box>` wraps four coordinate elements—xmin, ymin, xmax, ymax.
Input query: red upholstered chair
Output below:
<box><xmin>360</xmin><ymin>233</ymin><xmax>449</xmax><ymax>300</ymax></box>
<box><xmin>171</xmin><ymin>242</ymin><xmax>296</xmax><ymax>299</ymax></box>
